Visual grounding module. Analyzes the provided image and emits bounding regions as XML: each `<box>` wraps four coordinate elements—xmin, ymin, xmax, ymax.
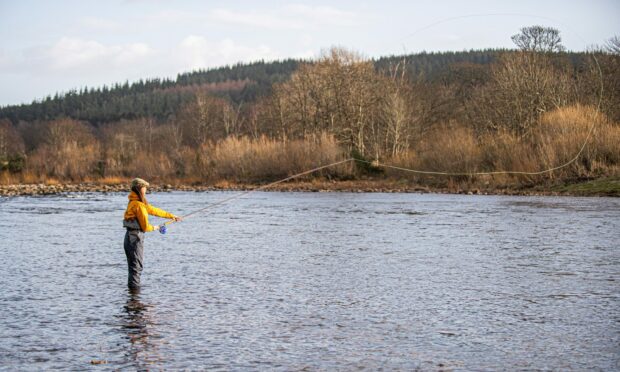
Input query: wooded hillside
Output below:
<box><xmin>1</xmin><ymin>27</ymin><xmax>619</xmax><ymax>189</ymax></box>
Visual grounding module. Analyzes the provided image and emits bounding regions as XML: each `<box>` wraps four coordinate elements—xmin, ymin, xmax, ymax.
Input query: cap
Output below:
<box><xmin>131</xmin><ymin>178</ymin><xmax>150</xmax><ymax>189</ymax></box>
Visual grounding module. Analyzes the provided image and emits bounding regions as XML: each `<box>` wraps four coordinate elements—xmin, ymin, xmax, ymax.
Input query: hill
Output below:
<box><xmin>0</xmin><ymin>49</ymin><xmax>539</xmax><ymax>125</ymax></box>
<box><xmin>0</xmin><ymin>44</ymin><xmax>617</xmax><ymax>194</ymax></box>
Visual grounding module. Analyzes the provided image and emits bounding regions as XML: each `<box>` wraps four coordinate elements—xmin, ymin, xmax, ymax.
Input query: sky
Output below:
<box><xmin>0</xmin><ymin>0</ymin><xmax>618</xmax><ymax>106</ymax></box>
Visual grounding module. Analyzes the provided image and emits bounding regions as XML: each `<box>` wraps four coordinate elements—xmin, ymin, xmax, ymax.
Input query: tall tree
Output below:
<box><xmin>511</xmin><ymin>25</ymin><xmax>565</xmax><ymax>53</ymax></box>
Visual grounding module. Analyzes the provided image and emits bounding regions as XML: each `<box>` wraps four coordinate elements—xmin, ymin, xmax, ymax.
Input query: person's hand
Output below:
<box><xmin>172</xmin><ymin>215</ymin><xmax>182</xmax><ymax>222</ymax></box>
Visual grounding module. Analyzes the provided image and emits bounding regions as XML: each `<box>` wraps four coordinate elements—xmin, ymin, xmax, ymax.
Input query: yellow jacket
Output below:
<box><xmin>124</xmin><ymin>191</ymin><xmax>173</xmax><ymax>232</ymax></box>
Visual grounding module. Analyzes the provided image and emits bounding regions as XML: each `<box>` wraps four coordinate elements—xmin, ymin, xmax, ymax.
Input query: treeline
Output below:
<box><xmin>0</xmin><ymin>49</ymin><xmax>546</xmax><ymax>125</ymax></box>
<box><xmin>0</xmin><ymin>26</ymin><xmax>619</xmax><ymax>188</ymax></box>
<box><xmin>0</xmin><ymin>60</ymin><xmax>300</xmax><ymax>124</ymax></box>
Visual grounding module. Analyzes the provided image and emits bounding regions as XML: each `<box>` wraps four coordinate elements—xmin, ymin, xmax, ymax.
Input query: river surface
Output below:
<box><xmin>0</xmin><ymin>191</ymin><xmax>618</xmax><ymax>370</ymax></box>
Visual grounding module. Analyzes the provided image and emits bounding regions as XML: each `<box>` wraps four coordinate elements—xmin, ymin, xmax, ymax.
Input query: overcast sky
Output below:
<box><xmin>0</xmin><ymin>0</ymin><xmax>618</xmax><ymax>106</ymax></box>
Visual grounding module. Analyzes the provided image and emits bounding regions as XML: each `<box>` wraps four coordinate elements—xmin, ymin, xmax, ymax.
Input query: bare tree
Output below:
<box><xmin>582</xmin><ymin>37</ymin><xmax>620</xmax><ymax>122</ymax></box>
<box><xmin>176</xmin><ymin>93</ymin><xmax>229</xmax><ymax>146</ymax></box>
<box><xmin>0</xmin><ymin>119</ymin><xmax>24</xmax><ymax>159</ymax></box>
<box><xmin>511</xmin><ymin>25</ymin><xmax>565</xmax><ymax>53</ymax></box>
<box><xmin>222</xmin><ymin>102</ymin><xmax>244</xmax><ymax>137</ymax></box>
<box><xmin>271</xmin><ymin>47</ymin><xmax>392</xmax><ymax>157</ymax></box>
<box><xmin>606</xmin><ymin>35</ymin><xmax>620</xmax><ymax>55</ymax></box>
<box><xmin>32</xmin><ymin>119</ymin><xmax>99</xmax><ymax>180</ymax></box>
<box><xmin>141</xmin><ymin>118</ymin><xmax>154</xmax><ymax>155</ymax></box>
<box><xmin>469</xmin><ymin>51</ymin><xmax>575</xmax><ymax>135</ymax></box>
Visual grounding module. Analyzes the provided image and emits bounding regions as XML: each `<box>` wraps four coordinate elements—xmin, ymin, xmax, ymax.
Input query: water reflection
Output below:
<box><xmin>119</xmin><ymin>290</ymin><xmax>162</xmax><ymax>369</ymax></box>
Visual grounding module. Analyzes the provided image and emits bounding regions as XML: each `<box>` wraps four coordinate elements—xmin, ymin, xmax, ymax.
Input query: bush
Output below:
<box><xmin>201</xmin><ymin>133</ymin><xmax>352</xmax><ymax>183</ymax></box>
<box><xmin>530</xmin><ymin>105</ymin><xmax>620</xmax><ymax>179</ymax></box>
<box><xmin>415</xmin><ymin>123</ymin><xmax>482</xmax><ymax>174</ymax></box>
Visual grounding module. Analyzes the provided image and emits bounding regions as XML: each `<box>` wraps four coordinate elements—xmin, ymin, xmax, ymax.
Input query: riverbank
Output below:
<box><xmin>1</xmin><ymin>177</ymin><xmax>618</xmax><ymax>197</ymax></box>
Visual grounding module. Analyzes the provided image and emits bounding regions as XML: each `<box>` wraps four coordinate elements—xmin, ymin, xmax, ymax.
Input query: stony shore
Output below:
<box><xmin>2</xmin><ymin>179</ymin><xmax>616</xmax><ymax>197</ymax></box>
<box><xmin>0</xmin><ymin>182</ymin><xmax>189</xmax><ymax>197</ymax></box>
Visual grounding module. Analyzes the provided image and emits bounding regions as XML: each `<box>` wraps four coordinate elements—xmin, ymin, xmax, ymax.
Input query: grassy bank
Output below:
<box><xmin>545</xmin><ymin>177</ymin><xmax>620</xmax><ymax>196</ymax></box>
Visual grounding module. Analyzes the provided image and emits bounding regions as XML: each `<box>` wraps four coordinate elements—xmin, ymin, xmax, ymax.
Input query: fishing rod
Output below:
<box><xmin>157</xmin><ymin>158</ymin><xmax>355</xmax><ymax>234</ymax></box>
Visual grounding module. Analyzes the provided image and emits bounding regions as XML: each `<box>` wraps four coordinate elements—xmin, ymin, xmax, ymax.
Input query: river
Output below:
<box><xmin>0</xmin><ymin>191</ymin><xmax>618</xmax><ymax>370</ymax></box>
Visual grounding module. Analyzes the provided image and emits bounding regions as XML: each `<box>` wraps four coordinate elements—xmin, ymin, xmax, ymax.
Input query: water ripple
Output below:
<box><xmin>0</xmin><ymin>192</ymin><xmax>618</xmax><ymax>370</ymax></box>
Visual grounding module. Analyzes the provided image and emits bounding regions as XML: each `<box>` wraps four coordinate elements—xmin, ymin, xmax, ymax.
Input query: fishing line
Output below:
<box><xmin>159</xmin><ymin>14</ymin><xmax>606</xmax><ymax>232</ymax></box>
<box><xmin>158</xmin><ymin>158</ymin><xmax>355</xmax><ymax>233</ymax></box>
<box><xmin>400</xmin><ymin>13</ymin><xmax>590</xmax><ymax>45</ymax></box>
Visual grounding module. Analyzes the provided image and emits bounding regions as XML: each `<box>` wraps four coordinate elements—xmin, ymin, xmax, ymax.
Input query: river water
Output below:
<box><xmin>0</xmin><ymin>191</ymin><xmax>618</xmax><ymax>370</ymax></box>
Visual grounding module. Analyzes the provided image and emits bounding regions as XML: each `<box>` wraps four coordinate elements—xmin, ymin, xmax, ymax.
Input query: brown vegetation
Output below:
<box><xmin>1</xmin><ymin>27</ymin><xmax>619</xmax><ymax>193</ymax></box>
<box><xmin>387</xmin><ymin>105</ymin><xmax>619</xmax><ymax>188</ymax></box>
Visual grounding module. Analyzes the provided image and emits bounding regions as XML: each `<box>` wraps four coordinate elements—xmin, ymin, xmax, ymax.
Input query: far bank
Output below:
<box><xmin>1</xmin><ymin>177</ymin><xmax>618</xmax><ymax>198</ymax></box>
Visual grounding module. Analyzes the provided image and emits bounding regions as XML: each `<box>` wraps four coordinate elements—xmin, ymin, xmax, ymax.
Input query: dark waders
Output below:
<box><xmin>123</xmin><ymin>219</ymin><xmax>144</xmax><ymax>290</ymax></box>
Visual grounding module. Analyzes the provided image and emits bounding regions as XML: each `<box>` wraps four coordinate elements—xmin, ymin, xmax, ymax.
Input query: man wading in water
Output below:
<box><xmin>123</xmin><ymin>178</ymin><xmax>181</xmax><ymax>291</ymax></box>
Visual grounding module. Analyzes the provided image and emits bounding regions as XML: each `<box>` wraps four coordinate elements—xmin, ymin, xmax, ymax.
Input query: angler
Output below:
<box><xmin>122</xmin><ymin>178</ymin><xmax>181</xmax><ymax>291</ymax></box>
